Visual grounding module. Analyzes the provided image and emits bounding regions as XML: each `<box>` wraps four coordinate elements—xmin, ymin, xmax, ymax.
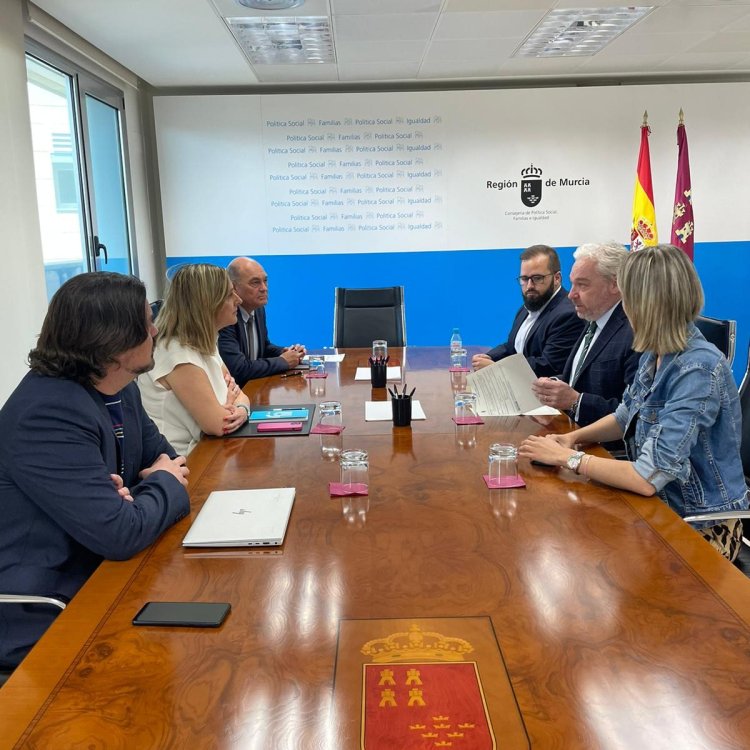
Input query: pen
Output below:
<box><xmin>281</xmin><ymin>370</ymin><xmax>304</xmax><ymax>378</ymax></box>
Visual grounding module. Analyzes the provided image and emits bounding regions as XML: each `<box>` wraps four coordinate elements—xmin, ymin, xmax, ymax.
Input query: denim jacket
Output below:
<box><xmin>614</xmin><ymin>325</ymin><xmax>748</xmax><ymax>528</ymax></box>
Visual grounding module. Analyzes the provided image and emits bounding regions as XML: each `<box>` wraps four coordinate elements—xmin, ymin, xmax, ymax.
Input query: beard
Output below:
<box><xmin>523</xmin><ymin>283</ymin><xmax>555</xmax><ymax>312</ymax></box>
<box><xmin>130</xmin><ymin>356</ymin><xmax>155</xmax><ymax>376</ymax></box>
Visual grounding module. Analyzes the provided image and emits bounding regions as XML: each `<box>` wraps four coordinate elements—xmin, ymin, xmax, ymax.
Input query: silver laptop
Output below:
<box><xmin>182</xmin><ymin>488</ymin><xmax>295</xmax><ymax>547</ymax></box>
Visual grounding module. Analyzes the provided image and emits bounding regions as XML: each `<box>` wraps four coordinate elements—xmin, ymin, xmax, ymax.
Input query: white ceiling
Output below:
<box><xmin>30</xmin><ymin>0</ymin><xmax>750</xmax><ymax>88</ymax></box>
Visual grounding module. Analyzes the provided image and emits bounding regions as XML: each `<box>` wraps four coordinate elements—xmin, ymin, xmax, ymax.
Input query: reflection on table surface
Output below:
<box><xmin>2</xmin><ymin>347</ymin><xmax>750</xmax><ymax>750</ymax></box>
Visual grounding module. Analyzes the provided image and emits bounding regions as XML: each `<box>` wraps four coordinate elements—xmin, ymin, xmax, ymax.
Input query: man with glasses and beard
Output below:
<box><xmin>0</xmin><ymin>273</ymin><xmax>190</xmax><ymax>676</ymax></box>
<box><xmin>473</xmin><ymin>244</ymin><xmax>585</xmax><ymax>377</ymax></box>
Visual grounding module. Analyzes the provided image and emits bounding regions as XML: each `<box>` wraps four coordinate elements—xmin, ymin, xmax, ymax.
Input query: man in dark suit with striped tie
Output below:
<box><xmin>532</xmin><ymin>242</ymin><xmax>639</xmax><ymax>426</ymax></box>
<box><xmin>218</xmin><ymin>257</ymin><xmax>306</xmax><ymax>387</ymax></box>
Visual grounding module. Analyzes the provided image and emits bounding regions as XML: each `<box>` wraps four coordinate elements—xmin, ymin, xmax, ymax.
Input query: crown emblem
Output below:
<box><xmin>361</xmin><ymin>624</ymin><xmax>474</xmax><ymax>663</ymax></box>
<box><xmin>521</xmin><ymin>163</ymin><xmax>543</xmax><ymax>179</ymax></box>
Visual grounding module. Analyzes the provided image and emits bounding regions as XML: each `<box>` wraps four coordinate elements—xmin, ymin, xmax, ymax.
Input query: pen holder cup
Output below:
<box><xmin>370</xmin><ymin>362</ymin><xmax>387</xmax><ymax>388</ymax></box>
<box><xmin>391</xmin><ymin>396</ymin><xmax>412</xmax><ymax>427</ymax></box>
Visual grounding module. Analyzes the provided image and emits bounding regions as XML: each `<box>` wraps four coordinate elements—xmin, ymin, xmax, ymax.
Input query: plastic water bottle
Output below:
<box><xmin>450</xmin><ymin>328</ymin><xmax>462</xmax><ymax>353</ymax></box>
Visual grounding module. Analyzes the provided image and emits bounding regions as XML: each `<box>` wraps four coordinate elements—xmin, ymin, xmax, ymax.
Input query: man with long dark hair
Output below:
<box><xmin>0</xmin><ymin>273</ymin><xmax>190</xmax><ymax>673</ymax></box>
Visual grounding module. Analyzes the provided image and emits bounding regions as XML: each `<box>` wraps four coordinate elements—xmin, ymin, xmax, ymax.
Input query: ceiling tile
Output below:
<box><xmin>34</xmin><ymin>0</ymin><xmax>257</xmax><ymax>86</ymax></box>
<box><xmin>636</xmin><ymin>3</ymin><xmax>750</xmax><ymax>33</ymax></box>
<box><xmin>252</xmin><ymin>63</ymin><xmax>339</xmax><ymax>82</ymax></box>
<box><xmin>332</xmin><ymin>0</ymin><xmax>441</xmax><ymax>14</ymax></box>
<box><xmin>444</xmin><ymin>0</ymin><xmax>552</xmax><ymax>10</ymax></box>
<box><xmin>338</xmin><ymin>61</ymin><xmax>422</xmax><ymax>80</ymax></box>
<box><xmin>212</xmin><ymin>0</ymin><xmax>331</xmax><ymax>17</ymax></box>
<box><xmin>424</xmin><ymin>38</ymin><xmax>520</xmax><ymax>62</ymax></box>
<box><xmin>576</xmin><ymin>53</ymin><xmax>673</xmax><ymax>75</ymax></box>
<box><xmin>418</xmin><ymin>60</ymin><xmax>503</xmax><ymax>78</ymax></box>
<box><xmin>600</xmin><ymin>31</ymin><xmax>712</xmax><ymax>57</ymax></box>
<box><xmin>687</xmin><ymin>31</ymin><xmax>750</xmax><ymax>53</ymax></box>
<box><xmin>434</xmin><ymin>10</ymin><xmax>548</xmax><ymax>39</ymax></box>
<box><xmin>336</xmin><ymin>40</ymin><xmax>427</xmax><ymax>63</ymax></box>
<box><xmin>498</xmin><ymin>55</ymin><xmax>588</xmax><ymax>75</ymax></box>
<box><xmin>657</xmin><ymin>51</ymin><xmax>750</xmax><ymax>72</ymax></box>
<box><xmin>333</xmin><ymin>12</ymin><xmax>439</xmax><ymax>41</ymax></box>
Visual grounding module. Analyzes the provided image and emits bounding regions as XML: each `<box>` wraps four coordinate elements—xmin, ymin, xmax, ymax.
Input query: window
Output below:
<box><xmin>25</xmin><ymin>47</ymin><xmax>135</xmax><ymax>299</ymax></box>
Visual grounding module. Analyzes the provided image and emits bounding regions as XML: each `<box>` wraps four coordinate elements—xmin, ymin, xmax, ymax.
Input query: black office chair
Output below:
<box><xmin>0</xmin><ymin>595</ymin><xmax>66</xmax><ymax>688</ymax></box>
<box><xmin>695</xmin><ymin>315</ymin><xmax>737</xmax><ymax>365</ymax></box>
<box><xmin>684</xmin><ymin>341</ymin><xmax>750</xmax><ymax>572</ymax></box>
<box><xmin>333</xmin><ymin>286</ymin><xmax>406</xmax><ymax>348</ymax></box>
<box><xmin>150</xmin><ymin>299</ymin><xmax>164</xmax><ymax>320</ymax></box>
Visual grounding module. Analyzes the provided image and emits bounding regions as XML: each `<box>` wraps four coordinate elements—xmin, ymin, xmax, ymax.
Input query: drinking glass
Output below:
<box><xmin>454</xmin><ymin>391</ymin><xmax>478</xmax><ymax>420</ymax></box>
<box><xmin>340</xmin><ymin>449</ymin><xmax>369</xmax><ymax>490</ymax></box>
<box><xmin>372</xmin><ymin>340</ymin><xmax>388</xmax><ymax>360</ymax></box>
<box><xmin>488</xmin><ymin>443</ymin><xmax>518</xmax><ymax>481</ymax></box>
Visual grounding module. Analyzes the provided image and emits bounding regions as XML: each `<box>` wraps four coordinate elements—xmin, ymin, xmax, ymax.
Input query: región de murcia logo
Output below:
<box><xmin>520</xmin><ymin>164</ymin><xmax>543</xmax><ymax>207</ymax></box>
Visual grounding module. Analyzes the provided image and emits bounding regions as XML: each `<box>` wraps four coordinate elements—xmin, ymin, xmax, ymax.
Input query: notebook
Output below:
<box><xmin>182</xmin><ymin>488</ymin><xmax>295</xmax><ymax>548</ymax></box>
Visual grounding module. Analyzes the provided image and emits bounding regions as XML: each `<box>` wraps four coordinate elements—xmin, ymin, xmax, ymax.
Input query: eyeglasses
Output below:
<box><xmin>517</xmin><ymin>273</ymin><xmax>553</xmax><ymax>286</ymax></box>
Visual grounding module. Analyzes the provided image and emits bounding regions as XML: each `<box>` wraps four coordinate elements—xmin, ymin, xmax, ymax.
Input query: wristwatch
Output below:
<box><xmin>566</xmin><ymin>451</ymin><xmax>585</xmax><ymax>473</ymax></box>
<box><xmin>567</xmin><ymin>395</ymin><xmax>581</xmax><ymax>418</ymax></box>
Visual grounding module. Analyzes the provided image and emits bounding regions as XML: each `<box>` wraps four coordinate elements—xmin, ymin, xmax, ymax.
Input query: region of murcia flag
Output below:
<box><xmin>631</xmin><ymin>112</ymin><xmax>658</xmax><ymax>251</ymax></box>
<box><xmin>362</xmin><ymin>662</ymin><xmax>495</xmax><ymax>749</ymax></box>
<box><xmin>671</xmin><ymin>110</ymin><xmax>694</xmax><ymax>260</ymax></box>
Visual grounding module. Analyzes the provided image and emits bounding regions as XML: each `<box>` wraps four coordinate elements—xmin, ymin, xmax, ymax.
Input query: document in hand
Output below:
<box><xmin>466</xmin><ymin>354</ymin><xmax>559</xmax><ymax>416</ymax></box>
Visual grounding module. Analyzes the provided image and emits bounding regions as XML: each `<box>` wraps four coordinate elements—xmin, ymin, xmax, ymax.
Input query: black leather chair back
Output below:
<box><xmin>333</xmin><ymin>287</ymin><xmax>406</xmax><ymax>348</ymax></box>
<box><xmin>696</xmin><ymin>315</ymin><xmax>737</xmax><ymax>365</ymax></box>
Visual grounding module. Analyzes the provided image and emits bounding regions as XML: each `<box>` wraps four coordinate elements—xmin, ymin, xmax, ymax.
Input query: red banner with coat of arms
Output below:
<box><xmin>362</xmin><ymin>662</ymin><xmax>495</xmax><ymax>749</ymax></box>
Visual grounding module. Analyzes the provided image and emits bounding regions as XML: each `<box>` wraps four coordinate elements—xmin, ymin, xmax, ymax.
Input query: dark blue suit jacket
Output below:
<box><xmin>0</xmin><ymin>373</ymin><xmax>190</xmax><ymax>669</ymax></box>
<box><xmin>218</xmin><ymin>307</ymin><xmax>288</xmax><ymax>387</ymax></box>
<box><xmin>486</xmin><ymin>288</ymin><xmax>585</xmax><ymax>377</ymax></box>
<box><xmin>561</xmin><ymin>302</ymin><xmax>639</xmax><ymax>426</ymax></box>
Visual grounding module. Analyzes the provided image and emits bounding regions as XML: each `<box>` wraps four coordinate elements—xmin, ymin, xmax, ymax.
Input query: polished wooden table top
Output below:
<box><xmin>2</xmin><ymin>348</ymin><xmax>750</xmax><ymax>749</ymax></box>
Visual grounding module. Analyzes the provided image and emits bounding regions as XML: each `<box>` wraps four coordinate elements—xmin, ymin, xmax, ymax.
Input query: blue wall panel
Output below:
<box><xmin>167</xmin><ymin>240</ymin><xmax>749</xmax><ymax>384</ymax></box>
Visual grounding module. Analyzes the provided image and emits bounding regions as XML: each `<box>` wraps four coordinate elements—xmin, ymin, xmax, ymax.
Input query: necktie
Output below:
<box><xmin>247</xmin><ymin>313</ymin><xmax>256</xmax><ymax>360</ymax></box>
<box><xmin>571</xmin><ymin>321</ymin><xmax>597</xmax><ymax>385</ymax></box>
<box><xmin>103</xmin><ymin>394</ymin><xmax>125</xmax><ymax>477</ymax></box>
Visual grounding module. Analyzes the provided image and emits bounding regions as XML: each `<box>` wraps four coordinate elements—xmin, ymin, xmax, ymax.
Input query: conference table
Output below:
<box><xmin>2</xmin><ymin>347</ymin><xmax>750</xmax><ymax>749</ymax></box>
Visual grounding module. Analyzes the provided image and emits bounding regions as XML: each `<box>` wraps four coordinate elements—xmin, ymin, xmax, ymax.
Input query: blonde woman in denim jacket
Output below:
<box><xmin>520</xmin><ymin>244</ymin><xmax>748</xmax><ymax>560</ymax></box>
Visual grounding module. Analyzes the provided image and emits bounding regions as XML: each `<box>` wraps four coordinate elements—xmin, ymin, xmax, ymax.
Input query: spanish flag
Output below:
<box><xmin>631</xmin><ymin>112</ymin><xmax>658</xmax><ymax>251</ymax></box>
<box><xmin>671</xmin><ymin>110</ymin><xmax>694</xmax><ymax>260</ymax></box>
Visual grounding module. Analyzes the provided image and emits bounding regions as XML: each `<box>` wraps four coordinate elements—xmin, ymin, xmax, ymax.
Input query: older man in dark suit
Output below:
<box><xmin>218</xmin><ymin>257</ymin><xmax>305</xmax><ymax>387</ymax></box>
<box><xmin>0</xmin><ymin>273</ymin><xmax>190</xmax><ymax>673</ymax></box>
<box><xmin>473</xmin><ymin>244</ymin><xmax>585</xmax><ymax>377</ymax></box>
<box><xmin>532</xmin><ymin>242</ymin><xmax>638</xmax><ymax>426</ymax></box>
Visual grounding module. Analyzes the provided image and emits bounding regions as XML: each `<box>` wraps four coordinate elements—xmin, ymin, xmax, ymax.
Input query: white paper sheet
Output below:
<box><xmin>364</xmin><ymin>400</ymin><xmax>426</xmax><ymax>421</ymax></box>
<box><xmin>466</xmin><ymin>354</ymin><xmax>560</xmax><ymax>416</ymax></box>
<box><xmin>303</xmin><ymin>353</ymin><xmax>346</xmax><ymax>362</ymax></box>
<box><xmin>354</xmin><ymin>366</ymin><xmax>402</xmax><ymax>381</ymax></box>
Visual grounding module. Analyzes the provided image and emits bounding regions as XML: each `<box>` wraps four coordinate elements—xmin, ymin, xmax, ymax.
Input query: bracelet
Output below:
<box><xmin>236</xmin><ymin>403</ymin><xmax>250</xmax><ymax>422</ymax></box>
<box><xmin>580</xmin><ymin>454</ymin><xmax>593</xmax><ymax>476</ymax></box>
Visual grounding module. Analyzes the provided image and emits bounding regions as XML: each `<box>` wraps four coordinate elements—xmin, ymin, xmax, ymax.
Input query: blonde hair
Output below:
<box><xmin>155</xmin><ymin>264</ymin><xmax>231</xmax><ymax>355</ymax></box>
<box><xmin>619</xmin><ymin>244</ymin><xmax>703</xmax><ymax>354</ymax></box>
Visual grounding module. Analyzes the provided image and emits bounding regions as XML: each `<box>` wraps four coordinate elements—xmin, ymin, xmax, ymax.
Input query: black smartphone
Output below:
<box><xmin>132</xmin><ymin>601</ymin><xmax>231</xmax><ymax>628</ymax></box>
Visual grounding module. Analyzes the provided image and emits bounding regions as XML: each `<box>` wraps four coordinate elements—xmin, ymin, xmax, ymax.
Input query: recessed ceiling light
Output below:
<box><xmin>236</xmin><ymin>0</ymin><xmax>305</xmax><ymax>10</ymax></box>
<box><xmin>227</xmin><ymin>16</ymin><xmax>335</xmax><ymax>64</ymax></box>
<box><xmin>514</xmin><ymin>6</ymin><xmax>654</xmax><ymax>58</ymax></box>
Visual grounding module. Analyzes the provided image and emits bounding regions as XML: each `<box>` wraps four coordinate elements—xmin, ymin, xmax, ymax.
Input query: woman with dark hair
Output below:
<box><xmin>138</xmin><ymin>264</ymin><xmax>251</xmax><ymax>455</ymax></box>
<box><xmin>520</xmin><ymin>244</ymin><xmax>748</xmax><ymax>560</ymax></box>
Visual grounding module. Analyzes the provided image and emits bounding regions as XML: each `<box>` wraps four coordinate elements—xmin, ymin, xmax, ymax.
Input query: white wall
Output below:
<box><xmin>0</xmin><ymin>0</ymin><xmax>47</xmax><ymax>404</ymax></box>
<box><xmin>154</xmin><ymin>84</ymin><xmax>750</xmax><ymax>257</ymax></box>
<box><xmin>0</xmin><ymin>1</ymin><xmax>163</xmax><ymax>404</ymax></box>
